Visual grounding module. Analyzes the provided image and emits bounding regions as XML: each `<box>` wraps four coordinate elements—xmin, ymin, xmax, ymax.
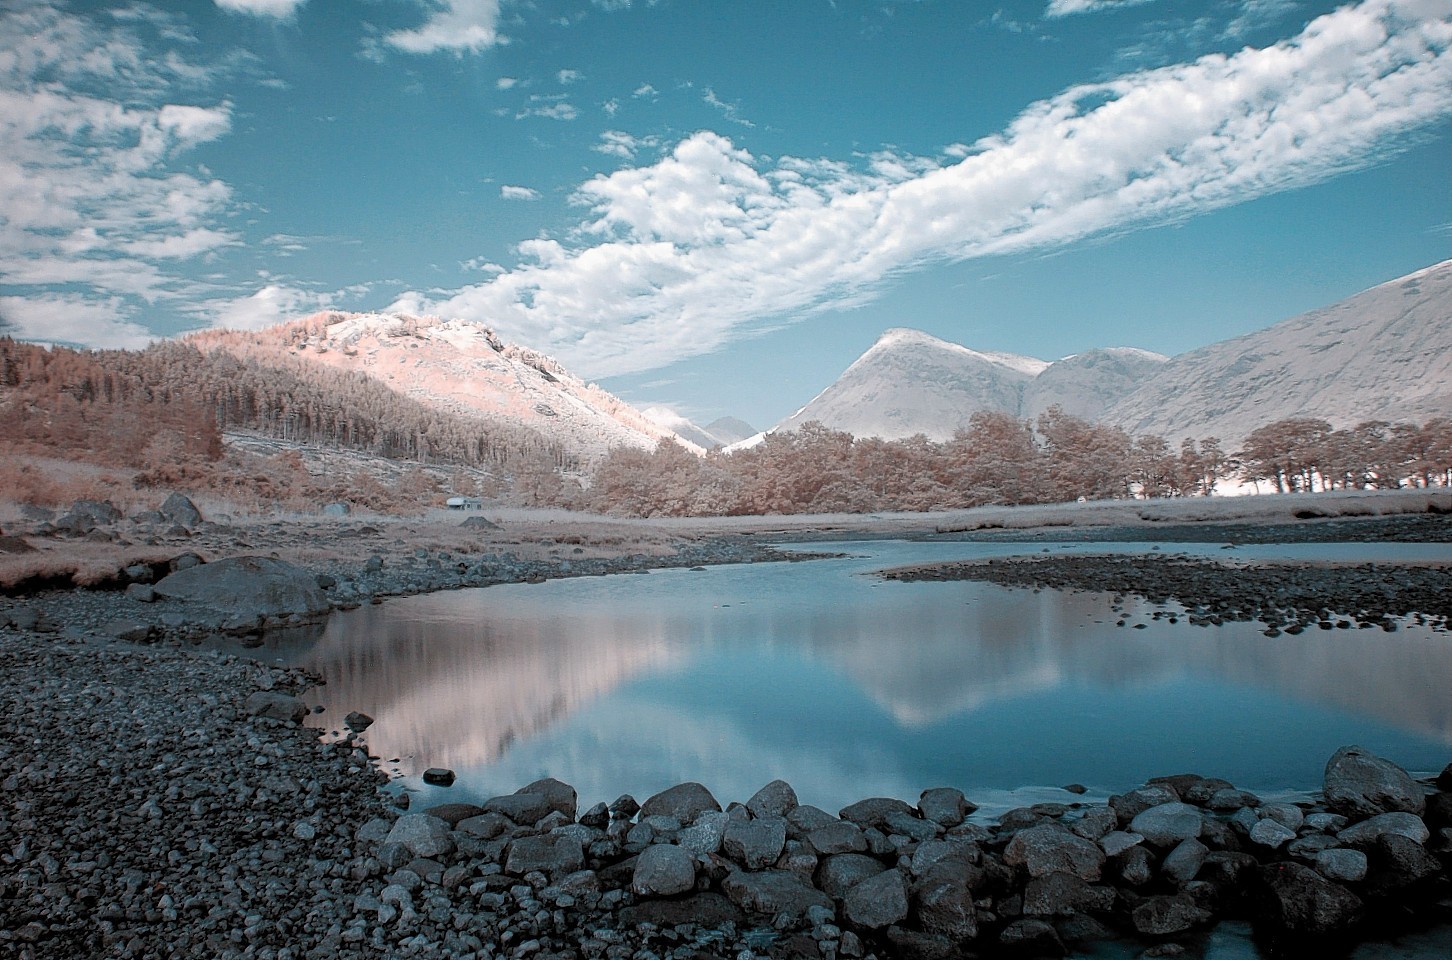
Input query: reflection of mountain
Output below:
<box><xmin>288</xmin><ymin>554</ymin><xmax>1452</xmax><ymax>794</ymax></box>
<box><xmin>296</xmin><ymin>594</ymin><xmax>683</xmax><ymax>775</ymax></box>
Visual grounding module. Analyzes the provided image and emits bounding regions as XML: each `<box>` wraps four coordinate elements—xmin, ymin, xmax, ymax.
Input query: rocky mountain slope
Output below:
<box><xmin>1021</xmin><ymin>347</ymin><xmax>1170</xmax><ymax>423</ymax></box>
<box><xmin>1104</xmin><ymin>259</ymin><xmax>1452</xmax><ymax>444</ymax></box>
<box><xmin>189</xmin><ymin>312</ymin><xmax>698</xmax><ymax>466</ymax></box>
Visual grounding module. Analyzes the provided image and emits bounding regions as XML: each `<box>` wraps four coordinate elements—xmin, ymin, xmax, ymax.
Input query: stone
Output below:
<box><xmin>883</xmin><ymin>809</ymin><xmax>940</xmax><ymax>841</ymax></box>
<box><xmin>817</xmin><ymin>853</ymin><xmax>888</xmax><ymax>900</ymax></box>
<box><xmin>915</xmin><ymin>871</ymin><xmax>978</xmax><ymax>941</ymax></box>
<box><xmin>1110</xmin><ymin>785</ymin><xmax>1179</xmax><ymax>823</ymax></box>
<box><xmin>485</xmin><ymin>792</ymin><xmax>552</xmax><ymax>825</ymax></box>
<box><xmin>1130</xmin><ymin>802</ymin><xmax>1203</xmax><ymax>847</ymax></box>
<box><xmin>1207</xmin><ymin>788</ymin><xmax>1262</xmax><ymax>811</ymax></box>
<box><xmin>640</xmin><ymin>782</ymin><xmax>721</xmax><ymax>825</ymax></box>
<box><xmin>1323</xmin><ymin>745</ymin><xmax>1425</xmax><ymax>819</ymax></box>
<box><xmin>884</xmin><ymin>927</ymin><xmax>957</xmax><ymax>960</ymax></box>
<box><xmin>808</xmin><ymin>820</ymin><xmax>867</xmax><ymax>855</ymax></box>
<box><xmin>244</xmin><ymin>691</ymin><xmax>307</xmax><ymax>724</ymax></box>
<box><xmin>68</xmin><ymin>499</ymin><xmax>121</xmax><ymax>524</ymax></box>
<box><xmin>505</xmin><ymin>834</ymin><xmax>584</xmax><ymax>877</ymax></box>
<box><xmin>788</xmin><ymin>804</ymin><xmax>841</xmax><ymax>836</ymax></box>
<box><xmin>422</xmin><ymin>803</ymin><xmax>484</xmax><ymax>827</ymax></box>
<box><xmin>422</xmin><ymin>768</ymin><xmax>455</xmax><ymax>787</ymax></box>
<box><xmin>1306</xmin><ymin>812</ymin><xmax>1349</xmax><ymax>833</ymax></box>
<box><xmin>1336</xmin><ymin>811</ymin><xmax>1429</xmax><ymax>846</ymax></box>
<box><xmin>456</xmin><ymin>814</ymin><xmax>512</xmax><ymax>840</ymax></box>
<box><xmin>843</xmin><ymin>868</ymin><xmax>908</xmax><ymax>929</ymax></box>
<box><xmin>459</xmin><ymin>515</ymin><xmax>500</xmax><ymax>530</ymax></box>
<box><xmin>1003</xmin><ymin>825</ymin><xmax>1105</xmax><ymax>881</ymax></box>
<box><xmin>609</xmin><ymin>794</ymin><xmax>640</xmax><ymax>820</ymax></box>
<box><xmin>159</xmin><ymin>492</ymin><xmax>202</xmax><ymax>527</ymax></box>
<box><xmin>1115</xmin><ymin>845</ymin><xmax>1155</xmax><ymax>886</ymax></box>
<box><xmin>103</xmin><ymin>619</ymin><xmax>154</xmax><ymax>642</ymax></box>
<box><xmin>1161</xmin><ymin>838</ymin><xmax>1209</xmax><ymax>884</ymax></box>
<box><xmin>620</xmin><ymin>892</ymin><xmax>743</xmax><ymax>927</ymax></box>
<box><xmin>1070</xmin><ymin>808</ymin><xmax>1118</xmax><ymax>842</ymax></box>
<box><xmin>839</xmin><ymin>796</ymin><xmax>916</xmax><ymax>830</ymax></box>
<box><xmin>1315</xmin><ymin>849</ymin><xmax>1368</xmax><ymax>883</ymax></box>
<box><xmin>385</xmin><ymin>814</ymin><xmax>456</xmax><ymax>859</ymax></box>
<box><xmin>579</xmin><ymin>802</ymin><xmax>609</xmax><ymax>829</ymax></box>
<box><xmin>747</xmin><ymin>779</ymin><xmax>798</xmax><ymax>820</ymax></box>
<box><xmin>1364</xmin><ymin>834</ymin><xmax>1440</xmax><ymax>895</ymax></box>
<box><xmin>998</xmin><ymin>918</ymin><xmax>1064</xmax><ymax>956</ymax></box>
<box><xmin>721</xmin><ymin>869</ymin><xmax>833</xmax><ymax>919</ymax></box>
<box><xmin>678</xmin><ymin>810</ymin><xmax>729</xmax><ymax>856</ymax></box>
<box><xmin>1249</xmin><ymin>818</ymin><xmax>1297</xmax><ymax>850</ymax></box>
<box><xmin>125</xmin><ymin>583</ymin><xmax>156</xmax><ymax>603</ymax></box>
<box><xmin>725</xmin><ymin>816</ymin><xmax>790</xmax><ymax>869</ymax></box>
<box><xmin>1099</xmin><ymin>831</ymin><xmax>1143</xmax><ymax>857</ymax></box>
<box><xmin>1259</xmin><ymin>802</ymin><xmax>1306</xmax><ymax>831</ymax></box>
<box><xmin>919</xmin><ymin>787</ymin><xmax>975</xmax><ymax>827</ymax></box>
<box><xmin>344</xmin><ymin>710</ymin><xmax>374</xmax><ymax>732</ymax></box>
<box><xmin>518</xmin><ymin>778</ymin><xmax>577</xmax><ymax>820</ymax></box>
<box><xmin>909</xmin><ymin>838</ymin><xmax>978</xmax><ymax>877</ymax></box>
<box><xmin>1131</xmin><ymin>896</ymin><xmax>1212</xmax><ymax>936</ymax></box>
<box><xmin>154</xmin><ymin>556</ymin><xmax>332</xmax><ymax>619</ymax></box>
<box><xmin>1258</xmin><ymin>862</ymin><xmax>1362</xmax><ymax>936</ymax></box>
<box><xmin>1022</xmin><ymin>872</ymin><xmax>1116</xmax><ymax>917</ymax></box>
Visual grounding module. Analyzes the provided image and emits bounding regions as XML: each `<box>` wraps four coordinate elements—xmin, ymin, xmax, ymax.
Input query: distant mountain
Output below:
<box><xmin>188</xmin><ymin>312</ymin><xmax>698</xmax><ymax>467</ymax></box>
<box><xmin>773</xmin><ymin>328</ymin><xmax>1049</xmax><ymax>442</ymax></box>
<box><xmin>1104</xmin><ymin>259</ymin><xmax>1452</xmax><ymax>444</ymax></box>
<box><xmin>1021</xmin><ymin>347</ymin><xmax>1169</xmax><ymax>423</ymax></box>
<box><xmin>641</xmin><ymin>408</ymin><xmax>756</xmax><ymax>450</ymax></box>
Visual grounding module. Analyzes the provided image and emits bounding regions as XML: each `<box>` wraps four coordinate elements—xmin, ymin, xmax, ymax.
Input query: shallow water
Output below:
<box><xmin>244</xmin><ymin>539</ymin><xmax>1452</xmax><ymax>812</ymax></box>
<box><xmin>237</xmin><ymin>538</ymin><xmax>1452</xmax><ymax>959</ymax></box>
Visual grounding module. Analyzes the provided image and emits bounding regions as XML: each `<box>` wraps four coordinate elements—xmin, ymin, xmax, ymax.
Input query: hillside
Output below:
<box><xmin>1104</xmin><ymin>259</ymin><xmax>1452</xmax><ymax>444</ymax></box>
<box><xmin>187</xmin><ymin>313</ymin><xmax>697</xmax><ymax>466</ymax></box>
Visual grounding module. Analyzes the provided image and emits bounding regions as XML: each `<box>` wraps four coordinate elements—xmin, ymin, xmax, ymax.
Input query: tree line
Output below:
<box><xmin>574</xmin><ymin>409</ymin><xmax>1452</xmax><ymax>517</ymax></box>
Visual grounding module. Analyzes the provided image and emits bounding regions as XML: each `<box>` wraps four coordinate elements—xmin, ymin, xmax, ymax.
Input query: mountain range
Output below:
<box><xmin>748</xmin><ymin>258</ymin><xmax>1452</xmax><ymax>448</ymax></box>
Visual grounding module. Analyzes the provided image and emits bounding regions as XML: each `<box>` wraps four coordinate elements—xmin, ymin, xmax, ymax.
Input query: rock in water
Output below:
<box><xmin>1323</xmin><ymin>746</ymin><xmax>1425</xmax><ymax>818</ymax></box>
<box><xmin>640</xmin><ymin>782</ymin><xmax>721</xmax><ymax>824</ymax></box>
<box><xmin>154</xmin><ymin>556</ymin><xmax>332</xmax><ymax>620</ymax></box>
<box><xmin>423</xmin><ymin>768</ymin><xmax>456</xmax><ymax>787</ymax></box>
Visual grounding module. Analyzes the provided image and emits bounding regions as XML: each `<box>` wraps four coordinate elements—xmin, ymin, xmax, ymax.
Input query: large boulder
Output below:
<box><xmin>1323</xmin><ymin>746</ymin><xmax>1425</xmax><ymax>819</ymax></box>
<box><xmin>505</xmin><ymin>834</ymin><xmax>585</xmax><ymax>877</ymax></box>
<box><xmin>385</xmin><ymin>814</ymin><xmax>456</xmax><ymax>859</ymax></box>
<box><xmin>723</xmin><ymin>817</ymin><xmax>787</xmax><ymax>870</ymax></box>
<box><xmin>1257</xmin><ymin>862</ymin><xmax>1363</xmax><ymax>937</ymax></box>
<box><xmin>631</xmin><ymin>844</ymin><xmax>699</xmax><ymax>897</ymax></box>
<box><xmin>721</xmin><ymin>869</ymin><xmax>833</xmax><ymax>919</ymax></box>
<box><xmin>154</xmin><ymin>556</ymin><xmax>331</xmax><ymax>620</ymax></box>
<box><xmin>640</xmin><ymin>782</ymin><xmax>721</xmax><ymax>825</ymax></box>
<box><xmin>1129</xmin><ymin>802</ymin><xmax>1204</xmax><ymax>847</ymax></box>
<box><xmin>244</xmin><ymin>691</ymin><xmax>307</xmax><ymax>724</ymax></box>
<box><xmin>159</xmin><ymin>492</ymin><xmax>203</xmax><ymax>527</ymax></box>
<box><xmin>843</xmin><ymin>868</ymin><xmax>909</xmax><ymax>929</ymax></box>
<box><xmin>1003</xmin><ymin>825</ymin><xmax>1105</xmax><ymax>881</ymax></box>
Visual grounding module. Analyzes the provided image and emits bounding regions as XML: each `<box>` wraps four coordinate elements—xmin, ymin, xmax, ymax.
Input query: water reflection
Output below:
<box><xmin>258</xmin><ymin>541</ymin><xmax>1452</xmax><ymax>812</ymax></box>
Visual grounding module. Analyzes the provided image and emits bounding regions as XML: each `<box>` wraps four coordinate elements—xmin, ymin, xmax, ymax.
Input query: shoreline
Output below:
<box><xmin>4</xmin><ymin>493</ymin><xmax>1452</xmax><ymax>957</ymax></box>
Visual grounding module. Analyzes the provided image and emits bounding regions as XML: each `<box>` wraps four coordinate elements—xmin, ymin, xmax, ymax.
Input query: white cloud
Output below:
<box><xmin>1046</xmin><ymin>0</ymin><xmax>1159</xmax><ymax>16</ymax></box>
<box><xmin>558</xmin><ymin>69</ymin><xmax>581</xmax><ymax>85</ymax></box>
<box><xmin>386</xmin><ymin>0</ymin><xmax>505</xmax><ymax>55</ymax></box>
<box><xmin>0</xmin><ymin>5</ymin><xmax>241</xmax><ymax>347</ymax></box>
<box><xmin>203</xmin><ymin>284</ymin><xmax>336</xmax><ymax>331</ymax></box>
<box><xmin>500</xmin><ymin>185</ymin><xmax>541</xmax><ymax>200</ymax></box>
<box><xmin>497</xmin><ymin>76</ymin><xmax>519</xmax><ymax>90</ymax></box>
<box><xmin>0</xmin><ymin>294</ymin><xmax>155</xmax><ymax>349</ymax></box>
<box><xmin>394</xmin><ymin>0</ymin><xmax>1452</xmax><ymax>379</ymax></box>
<box><xmin>633</xmin><ymin>83</ymin><xmax>658</xmax><ymax>98</ymax></box>
<box><xmin>515</xmin><ymin>94</ymin><xmax>577</xmax><ymax>120</ymax></box>
<box><xmin>593</xmin><ymin>130</ymin><xmax>660</xmax><ymax>160</ymax></box>
<box><xmin>214</xmin><ymin>0</ymin><xmax>307</xmax><ymax>18</ymax></box>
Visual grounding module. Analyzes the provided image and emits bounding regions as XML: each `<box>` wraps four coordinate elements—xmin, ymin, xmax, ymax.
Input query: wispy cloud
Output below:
<box><xmin>557</xmin><ymin>69</ymin><xmax>581</xmax><ymax>85</ymax></box>
<box><xmin>703</xmin><ymin>88</ymin><xmax>754</xmax><ymax>127</ymax></box>
<box><xmin>0</xmin><ymin>5</ymin><xmax>239</xmax><ymax>346</ymax></box>
<box><xmin>214</xmin><ymin>0</ymin><xmax>307</xmax><ymax>18</ymax></box>
<box><xmin>386</xmin><ymin>0</ymin><xmax>505</xmax><ymax>55</ymax></box>
<box><xmin>1045</xmin><ymin>0</ymin><xmax>1159</xmax><ymax>17</ymax></box>
<box><xmin>202</xmin><ymin>283</ymin><xmax>337</xmax><ymax>331</ymax></box>
<box><xmin>500</xmin><ymin>185</ymin><xmax>541</xmax><ymax>200</ymax></box>
<box><xmin>393</xmin><ymin>0</ymin><xmax>1452</xmax><ymax>379</ymax></box>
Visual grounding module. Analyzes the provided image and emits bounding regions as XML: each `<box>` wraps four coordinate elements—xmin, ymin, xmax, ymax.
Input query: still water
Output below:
<box><xmin>253</xmin><ymin>539</ymin><xmax>1452</xmax><ymax>816</ymax></box>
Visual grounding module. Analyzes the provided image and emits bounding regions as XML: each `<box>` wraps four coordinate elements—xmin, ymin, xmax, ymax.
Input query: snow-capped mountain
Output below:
<box><xmin>1104</xmin><ymin>259</ymin><xmax>1452</xmax><ymax>444</ymax></box>
<box><xmin>1021</xmin><ymin>347</ymin><xmax>1169</xmax><ymax>423</ymax></box>
<box><xmin>190</xmin><ymin>312</ymin><xmax>698</xmax><ymax>466</ymax></box>
<box><xmin>773</xmin><ymin>328</ymin><xmax>1050</xmax><ymax>442</ymax></box>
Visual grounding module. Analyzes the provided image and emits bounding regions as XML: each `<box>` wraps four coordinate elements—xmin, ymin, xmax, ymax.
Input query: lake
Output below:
<box><xmin>248</xmin><ymin>539</ymin><xmax>1452</xmax><ymax>817</ymax></box>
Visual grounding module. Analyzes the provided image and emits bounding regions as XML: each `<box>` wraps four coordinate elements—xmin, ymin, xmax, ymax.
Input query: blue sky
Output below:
<box><xmin>2</xmin><ymin>0</ymin><xmax>1450</xmax><ymax>430</ymax></box>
